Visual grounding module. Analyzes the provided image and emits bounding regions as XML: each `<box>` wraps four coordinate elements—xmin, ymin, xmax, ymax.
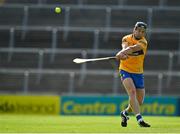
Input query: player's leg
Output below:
<box><xmin>124</xmin><ymin>104</ymin><xmax>132</xmax><ymax>113</ymax></box>
<box><xmin>120</xmin><ymin>70</ymin><xmax>150</xmax><ymax>127</ymax></box>
<box><xmin>122</xmin><ymin>78</ymin><xmax>141</xmax><ymax>114</ymax></box>
<box><xmin>122</xmin><ymin>89</ymin><xmax>144</xmax><ymax>114</ymax></box>
<box><xmin>119</xmin><ymin>70</ymin><xmax>131</xmax><ymax>127</ymax></box>
<box><xmin>120</xmin><ymin>77</ymin><xmax>141</xmax><ymax>127</ymax></box>
<box><xmin>136</xmin><ymin>89</ymin><xmax>150</xmax><ymax>127</ymax></box>
<box><xmin>120</xmin><ymin>71</ymin><xmax>143</xmax><ymax>115</ymax></box>
<box><xmin>132</xmin><ymin>73</ymin><xmax>150</xmax><ymax>127</ymax></box>
<box><xmin>136</xmin><ymin>88</ymin><xmax>145</xmax><ymax>105</ymax></box>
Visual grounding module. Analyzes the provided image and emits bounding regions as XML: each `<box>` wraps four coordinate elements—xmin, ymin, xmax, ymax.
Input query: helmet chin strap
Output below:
<box><xmin>135</xmin><ymin>36</ymin><xmax>141</xmax><ymax>40</ymax></box>
<box><xmin>133</xmin><ymin>34</ymin><xmax>141</xmax><ymax>40</ymax></box>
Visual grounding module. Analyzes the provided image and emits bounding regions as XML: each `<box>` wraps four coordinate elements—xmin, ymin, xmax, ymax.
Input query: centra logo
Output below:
<box><xmin>120</xmin><ymin>100</ymin><xmax>176</xmax><ymax>115</ymax></box>
<box><xmin>62</xmin><ymin>101</ymin><xmax>116</xmax><ymax>115</ymax></box>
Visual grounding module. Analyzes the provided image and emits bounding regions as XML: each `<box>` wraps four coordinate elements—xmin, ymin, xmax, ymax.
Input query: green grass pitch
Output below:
<box><xmin>0</xmin><ymin>115</ymin><xmax>180</xmax><ymax>133</ymax></box>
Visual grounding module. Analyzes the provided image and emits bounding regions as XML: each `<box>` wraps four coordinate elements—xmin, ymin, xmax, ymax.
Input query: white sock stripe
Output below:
<box><xmin>138</xmin><ymin>118</ymin><xmax>143</xmax><ymax>122</ymax></box>
<box><xmin>136</xmin><ymin>113</ymin><xmax>141</xmax><ymax>117</ymax></box>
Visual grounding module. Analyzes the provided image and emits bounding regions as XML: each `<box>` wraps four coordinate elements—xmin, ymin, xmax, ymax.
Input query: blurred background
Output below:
<box><xmin>0</xmin><ymin>0</ymin><xmax>180</xmax><ymax>97</ymax></box>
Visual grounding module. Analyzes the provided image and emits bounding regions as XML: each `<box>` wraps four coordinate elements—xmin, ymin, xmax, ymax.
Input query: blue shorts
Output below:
<box><xmin>120</xmin><ymin>70</ymin><xmax>144</xmax><ymax>89</ymax></box>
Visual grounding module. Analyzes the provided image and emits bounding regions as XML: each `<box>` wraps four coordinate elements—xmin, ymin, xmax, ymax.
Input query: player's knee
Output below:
<box><xmin>137</xmin><ymin>96</ymin><xmax>144</xmax><ymax>105</ymax></box>
<box><xmin>129</xmin><ymin>89</ymin><xmax>136</xmax><ymax>97</ymax></box>
<box><xmin>138</xmin><ymin>100</ymin><xmax>143</xmax><ymax>105</ymax></box>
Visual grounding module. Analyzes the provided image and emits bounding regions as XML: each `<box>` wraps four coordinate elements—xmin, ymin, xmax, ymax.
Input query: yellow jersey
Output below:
<box><xmin>119</xmin><ymin>34</ymin><xmax>148</xmax><ymax>74</ymax></box>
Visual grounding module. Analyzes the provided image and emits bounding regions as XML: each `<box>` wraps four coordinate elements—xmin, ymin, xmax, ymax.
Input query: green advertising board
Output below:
<box><xmin>61</xmin><ymin>96</ymin><xmax>179</xmax><ymax>116</ymax></box>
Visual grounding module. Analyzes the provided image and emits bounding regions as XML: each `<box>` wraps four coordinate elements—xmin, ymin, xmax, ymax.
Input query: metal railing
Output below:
<box><xmin>0</xmin><ymin>68</ymin><xmax>180</xmax><ymax>95</ymax></box>
<box><xmin>0</xmin><ymin>3</ymin><xmax>180</xmax><ymax>95</ymax></box>
<box><xmin>2</xmin><ymin>0</ymin><xmax>179</xmax><ymax>7</ymax></box>
<box><xmin>0</xmin><ymin>48</ymin><xmax>180</xmax><ymax>95</ymax></box>
<box><xmin>1</xmin><ymin>26</ymin><xmax>180</xmax><ymax>62</ymax></box>
<box><xmin>0</xmin><ymin>25</ymin><xmax>180</xmax><ymax>93</ymax></box>
<box><xmin>0</xmin><ymin>4</ymin><xmax>180</xmax><ymax>29</ymax></box>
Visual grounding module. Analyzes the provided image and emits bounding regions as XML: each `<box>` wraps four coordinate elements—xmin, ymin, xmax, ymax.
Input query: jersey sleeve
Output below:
<box><xmin>122</xmin><ymin>36</ymin><xmax>128</xmax><ymax>43</ymax></box>
<box><xmin>138</xmin><ymin>39</ymin><xmax>148</xmax><ymax>50</ymax></box>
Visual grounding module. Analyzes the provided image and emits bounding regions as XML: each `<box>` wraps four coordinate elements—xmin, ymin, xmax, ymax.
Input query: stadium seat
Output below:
<box><xmin>84</xmin><ymin>0</ymin><xmax>119</xmax><ymax>5</ymax></box>
<box><xmin>111</xmin><ymin>9</ymin><xmax>148</xmax><ymax>28</ymax></box>
<box><xmin>99</xmin><ymin>31</ymin><xmax>179</xmax><ymax>51</ymax></box>
<box><xmin>125</xmin><ymin>0</ymin><xmax>159</xmax><ymax>6</ymax></box>
<box><xmin>46</xmin><ymin>0</ymin><xmax>79</xmax><ymax>5</ymax></box>
<box><xmin>5</xmin><ymin>0</ymin><xmax>79</xmax><ymax>5</ymax></box>
<box><xmin>0</xmin><ymin>29</ymin><xmax>10</xmax><ymax>47</ymax></box>
<box><xmin>4</xmin><ymin>0</ymin><xmax>37</xmax><ymax>4</ymax></box>
<box><xmin>74</xmin><ymin>73</ymin><xmax>117</xmax><ymax>94</ymax></box>
<box><xmin>4</xmin><ymin>0</ymin><xmax>180</xmax><ymax>7</ymax></box>
<box><xmin>99</xmin><ymin>31</ymin><xmax>129</xmax><ymax>49</ymax></box>
<box><xmin>14</xmin><ymin>29</ymin><xmax>52</xmax><ymax>48</ymax></box>
<box><xmin>166</xmin><ymin>0</ymin><xmax>180</xmax><ymax>6</ymax></box>
<box><xmin>144</xmin><ymin>75</ymin><xmax>160</xmax><ymax>94</ymax></box>
<box><xmin>149</xmin><ymin>32</ymin><xmax>179</xmax><ymax>50</ymax></box>
<box><xmin>144</xmin><ymin>54</ymin><xmax>170</xmax><ymax>71</ymax></box>
<box><xmin>28</xmin><ymin>7</ymin><xmax>65</xmax><ymax>26</ymax></box>
<box><xmin>152</xmin><ymin>9</ymin><xmax>180</xmax><ymax>28</ymax></box>
<box><xmin>43</xmin><ymin>53</ymin><xmax>82</xmax><ymax>69</ymax></box>
<box><xmin>145</xmin><ymin>73</ymin><xmax>180</xmax><ymax>95</ymax></box>
<box><xmin>0</xmin><ymin>73</ymin><xmax>24</xmax><ymax>93</ymax></box>
<box><xmin>69</xmin><ymin>8</ymin><xmax>106</xmax><ymax>27</ymax></box>
<box><xmin>0</xmin><ymin>6</ymin><xmax>24</xmax><ymax>26</ymax></box>
<box><xmin>27</xmin><ymin>73</ymin><xmax>70</xmax><ymax>94</ymax></box>
<box><xmin>81</xmin><ymin>53</ymin><xmax>118</xmax><ymax>70</ymax></box>
<box><xmin>0</xmin><ymin>52</ymin><xmax>39</xmax><ymax>68</ymax></box>
<box><xmin>168</xmin><ymin>76</ymin><xmax>180</xmax><ymax>93</ymax></box>
<box><xmin>57</xmin><ymin>30</ymin><xmax>94</xmax><ymax>49</ymax></box>
<box><xmin>161</xmin><ymin>75</ymin><xmax>180</xmax><ymax>95</ymax></box>
<box><xmin>0</xmin><ymin>1</ymin><xmax>180</xmax><ymax>95</ymax></box>
<box><xmin>172</xmin><ymin>54</ymin><xmax>180</xmax><ymax>71</ymax></box>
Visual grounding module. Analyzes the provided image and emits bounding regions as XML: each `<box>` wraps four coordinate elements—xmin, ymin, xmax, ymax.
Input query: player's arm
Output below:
<box><xmin>118</xmin><ymin>39</ymin><xmax>147</xmax><ymax>56</ymax></box>
<box><xmin>120</xmin><ymin>44</ymin><xmax>143</xmax><ymax>55</ymax></box>
<box><xmin>116</xmin><ymin>42</ymin><xmax>146</xmax><ymax>60</ymax></box>
<box><xmin>116</xmin><ymin>42</ymin><xmax>129</xmax><ymax>60</ymax></box>
<box><xmin>122</xmin><ymin>42</ymin><xmax>129</xmax><ymax>50</ymax></box>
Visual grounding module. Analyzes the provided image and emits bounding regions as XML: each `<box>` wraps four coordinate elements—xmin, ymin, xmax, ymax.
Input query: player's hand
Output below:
<box><xmin>116</xmin><ymin>51</ymin><xmax>128</xmax><ymax>60</ymax></box>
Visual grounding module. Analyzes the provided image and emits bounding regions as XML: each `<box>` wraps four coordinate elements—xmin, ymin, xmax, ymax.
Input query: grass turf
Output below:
<box><xmin>0</xmin><ymin>115</ymin><xmax>180</xmax><ymax>133</ymax></box>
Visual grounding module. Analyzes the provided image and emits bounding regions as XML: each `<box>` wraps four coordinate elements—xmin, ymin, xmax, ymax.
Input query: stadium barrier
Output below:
<box><xmin>0</xmin><ymin>95</ymin><xmax>179</xmax><ymax>116</ymax></box>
